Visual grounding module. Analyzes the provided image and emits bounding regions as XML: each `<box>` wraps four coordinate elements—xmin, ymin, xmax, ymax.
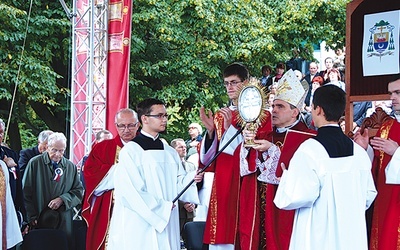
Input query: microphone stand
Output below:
<box><xmin>173</xmin><ymin>126</ymin><xmax>244</xmax><ymax>203</ymax></box>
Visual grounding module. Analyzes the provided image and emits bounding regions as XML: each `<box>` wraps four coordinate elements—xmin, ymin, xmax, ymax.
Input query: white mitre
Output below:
<box><xmin>275</xmin><ymin>69</ymin><xmax>309</xmax><ymax>110</ymax></box>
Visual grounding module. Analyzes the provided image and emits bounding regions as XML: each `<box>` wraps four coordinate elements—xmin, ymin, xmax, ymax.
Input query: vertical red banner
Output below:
<box><xmin>106</xmin><ymin>0</ymin><xmax>132</xmax><ymax>135</ymax></box>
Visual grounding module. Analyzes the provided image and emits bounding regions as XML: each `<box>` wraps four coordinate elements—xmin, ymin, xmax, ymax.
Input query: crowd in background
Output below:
<box><xmin>0</xmin><ymin>48</ymin><xmax>398</xmax><ymax>250</ymax></box>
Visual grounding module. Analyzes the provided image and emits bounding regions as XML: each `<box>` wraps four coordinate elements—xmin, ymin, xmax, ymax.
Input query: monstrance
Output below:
<box><xmin>237</xmin><ymin>77</ymin><xmax>268</xmax><ymax>147</ymax></box>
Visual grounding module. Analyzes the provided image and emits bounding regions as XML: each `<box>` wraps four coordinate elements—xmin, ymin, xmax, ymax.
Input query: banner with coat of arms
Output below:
<box><xmin>362</xmin><ymin>10</ymin><xmax>400</xmax><ymax>76</ymax></box>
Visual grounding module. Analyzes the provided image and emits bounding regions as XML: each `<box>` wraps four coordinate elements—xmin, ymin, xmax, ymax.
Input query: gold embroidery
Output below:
<box><xmin>209</xmin><ymin>176</ymin><xmax>218</xmax><ymax>243</ymax></box>
<box><xmin>115</xmin><ymin>146</ymin><xmax>122</xmax><ymax>164</ymax></box>
<box><xmin>378</xmin><ymin>120</ymin><xmax>394</xmax><ymax>171</ymax></box>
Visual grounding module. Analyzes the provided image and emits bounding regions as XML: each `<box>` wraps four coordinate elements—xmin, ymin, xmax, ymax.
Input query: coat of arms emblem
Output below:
<box><xmin>367</xmin><ymin>20</ymin><xmax>395</xmax><ymax>59</ymax></box>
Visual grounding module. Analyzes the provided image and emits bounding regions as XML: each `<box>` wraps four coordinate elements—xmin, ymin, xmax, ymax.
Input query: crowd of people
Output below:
<box><xmin>0</xmin><ymin>54</ymin><xmax>399</xmax><ymax>250</ymax></box>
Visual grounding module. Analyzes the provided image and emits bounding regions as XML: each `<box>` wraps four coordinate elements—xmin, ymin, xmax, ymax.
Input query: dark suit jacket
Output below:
<box><xmin>19</xmin><ymin>146</ymin><xmax>40</xmax><ymax>176</ymax></box>
<box><xmin>303</xmin><ymin>72</ymin><xmax>321</xmax><ymax>106</ymax></box>
<box><xmin>0</xmin><ymin>146</ymin><xmax>25</xmax><ymax>219</ymax></box>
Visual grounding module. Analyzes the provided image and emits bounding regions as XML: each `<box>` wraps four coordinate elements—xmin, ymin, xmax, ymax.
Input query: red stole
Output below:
<box><xmin>203</xmin><ymin>109</ymin><xmax>272</xmax><ymax>250</ymax></box>
<box><xmin>263</xmin><ymin>122</ymin><xmax>315</xmax><ymax>250</ymax></box>
<box><xmin>370</xmin><ymin>119</ymin><xmax>400</xmax><ymax>250</ymax></box>
<box><xmin>81</xmin><ymin>136</ymin><xmax>123</xmax><ymax>250</ymax></box>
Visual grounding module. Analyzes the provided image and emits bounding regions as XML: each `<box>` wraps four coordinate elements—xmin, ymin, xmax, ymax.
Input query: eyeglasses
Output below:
<box><xmin>223</xmin><ymin>80</ymin><xmax>242</xmax><ymax>87</ymax></box>
<box><xmin>145</xmin><ymin>114</ymin><xmax>169</xmax><ymax>119</ymax></box>
<box><xmin>116</xmin><ymin>123</ymin><xmax>138</xmax><ymax>130</ymax></box>
<box><xmin>50</xmin><ymin>148</ymin><xmax>65</xmax><ymax>154</ymax></box>
<box><xmin>188</xmin><ymin>127</ymin><xmax>198</xmax><ymax>130</ymax></box>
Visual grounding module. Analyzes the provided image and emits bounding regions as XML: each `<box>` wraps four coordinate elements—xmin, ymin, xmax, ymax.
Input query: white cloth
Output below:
<box><xmin>209</xmin><ymin>244</ymin><xmax>234</xmax><ymax>250</ymax></box>
<box><xmin>193</xmin><ymin>172</ymin><xmax>214</xmax><ymax>221</ymax></box>
<box><xmin>274</xmin><ymin>139</ymin><xmax>377</xmax><ymax>250</ymax></box>
<box><xmin>200</xmin><ymin>125</ymin><xmax>243</xmax><ymax>164</ymax></box>
<box><xmin>107</xmin><ymin>141</ymin><xmax>199</xmax><ymax>250</ymax></box>
<box><xmin>0</xmin><ymin>160</ymin><xmax>23</xmax><ymax>249</ymax></box>
<box><xmin>256</xmin><ymin>144</ymin><xmax>280</xmax><ymax>184</ymax></box>
<box><xmin>385</xmin><ymin>147</ymin><xmax>400</xmax><ymax>184</ymax></box>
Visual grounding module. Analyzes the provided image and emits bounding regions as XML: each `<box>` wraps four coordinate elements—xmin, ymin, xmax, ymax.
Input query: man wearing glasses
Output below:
<box><xmin>107</xmin><ymin>98</ymin><xmax>203</xmax><ymax>249</ymax></box>
<box><xmin>199</xmin><ymin>63</ymin><xmax>272</xmax><ymax>250</ymax></box>
<box><xmin>82</xmin><ymin>108</ymin><xmax>139</xmax><ymax>250</ymax></box>
<box><xmin>23</xmin><ymin>132</ymin><xmax>83</xmax><ymax>249</ymax></box>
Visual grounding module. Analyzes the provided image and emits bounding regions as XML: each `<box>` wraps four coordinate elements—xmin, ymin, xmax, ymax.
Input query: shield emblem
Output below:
<box><xmin>367</xmin><ymin>20</ymin><xmax>395</xmax><ymax>57</ymax></box>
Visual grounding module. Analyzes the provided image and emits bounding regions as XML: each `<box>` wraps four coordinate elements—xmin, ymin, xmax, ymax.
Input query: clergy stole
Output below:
<box><xmin>0</xmin><ymin>166</ymin><xmax>6</xmax><ymax>250</ymax></box>
<box><xmin>370</xmin><ymin>119</ymin><xmax>400</xmax><ymax>250</ymax></box>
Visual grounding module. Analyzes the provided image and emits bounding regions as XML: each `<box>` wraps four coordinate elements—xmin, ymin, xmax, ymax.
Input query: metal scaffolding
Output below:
<box><xmin>69</xmin><ymin>0</ymin><xmax>108</xmax><ymax>165</ymax></box>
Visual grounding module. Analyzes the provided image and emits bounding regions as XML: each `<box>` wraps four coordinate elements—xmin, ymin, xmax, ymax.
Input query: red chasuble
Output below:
<box><xmin>82</xmin><ymin>136</ymin><xmax>123</xmax><ymax>250</ymax></box>
<box><xmin>262</xmin><ymin>122</ymin><xmax>315</xmax><ymax>250</ymax></box>
<box><xmin>203</xmin><ymin>109</ymin><xmax>272</xmax><ymax>250</ymax></box>
<box><xmin>369</xmin><ymin>118</ymin><xmax>400</xmax><ymax>250</ymax></box>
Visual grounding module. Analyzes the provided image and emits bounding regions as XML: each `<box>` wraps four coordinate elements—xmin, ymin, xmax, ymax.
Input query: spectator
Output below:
<box><xmin>185</xmin><ymin>122</ymin><xmax>202</xmax><ymax>167</ymax></box>
<box><xmin>320</xmin><ymin>57</ymin><xmax>334</xmax><ymax>83</ymax></box>
<box><xmin>303</xmin><ymin>62</ymin><xmax>321</xmax><ymax>107</ymax></box>
<box><xmin>171</xmin><ymin>138</ymin><xmax>198</xmax><ymax>245</ymax></box>
<box><xmin>78</xmin><ymin>129</ymin><xmax>113</xmax><ymax>189</ymax></box>
<box><xmin>19</xmin><ymin>130</ymin><xmax>53</xmax><ymax>177</ymax></box>
<box><xmin>304</xmin><ymin>76</ymin><xmax>324</xmax><ymax>112</ymax></box>
<box><xmin>353</xmin><ymin>101</ymin><xmax>373</xmax><ymax>129</ymax></box>
<box><xmin>260</xmin><ymin>65</ymin><xmax>273</xmax><ymax>87</ymax></box>
<box><xmin>272</xmin><ymin>62</ymin><xmax>286</xmax><ymax>84</ymax></box>
<box><xmin>23</xmin><ymin>132</ymin><xmax>83</xmax><ymax>250</ymax></box>
<box><xmin>325</xmin><ymin>68</ymin><xmax>345</xmax><ymax>91</ymax></box>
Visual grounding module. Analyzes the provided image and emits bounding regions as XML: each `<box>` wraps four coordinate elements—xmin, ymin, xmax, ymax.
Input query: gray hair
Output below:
<box><xmin>38</xmin><ymin>130</ymin><xmax>54</xmax><ymax>143</ymax></box>
<box><xmin>95</xmin><ymin>129</ymin><xmax>112</xmax><ymax>141</ymax></box>
<box><xmin>170</xmin><ymin>138</ymin><xmax>185</xmax><ymax>149</ymax></box>
<box><xmin>47</xmin><ymin>132</ymin><xmax>67</xmax><ymax>147</ymax></box>
<box><xmin>114</xmin><ymin>108</ymin><xmax>138</xmax><ymax>122</ymax></box>
<box><xmin>188</xmin><ymin>122</ymin><xmax>203</xmax><ymax>134</ymax></box>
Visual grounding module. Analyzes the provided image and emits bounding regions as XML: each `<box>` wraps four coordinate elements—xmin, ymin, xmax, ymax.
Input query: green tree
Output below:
<box><xmin>0</xmin><ymin>1</ymin><xmax>70</xmax><ymax>150</ymax></box>
<box><xmin>128</xmin><ymin>0</ymin><xmax>349</xmax><ymax>142</ymax></box>
<box><xmin>0</xmin><ymin>0</ymin><xmax>349</xmax><ymax>148</ymax></box>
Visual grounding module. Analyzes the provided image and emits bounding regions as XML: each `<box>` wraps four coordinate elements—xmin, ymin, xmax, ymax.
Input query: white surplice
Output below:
<box><xmin>107</xmin><ymin>141</ymin><xmax>199</xmax><ymax>250</ymax></box>
<box><xmin>274</xmin><ymin>139</ymin><xmax>377</xmax><ymax>250</ymax></box>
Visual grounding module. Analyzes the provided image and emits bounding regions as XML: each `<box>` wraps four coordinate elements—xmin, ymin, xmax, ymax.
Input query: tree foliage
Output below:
<box><xmin>0</xmin><ymin>0</ymin><xmax>349</xmax><ymax>148</ymax></box>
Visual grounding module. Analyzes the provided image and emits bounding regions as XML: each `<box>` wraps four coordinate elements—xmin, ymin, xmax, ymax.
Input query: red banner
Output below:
<box><xmin>106</xmin><ymin>0</ymin><xmax>132</xmax><ymax>135</ymax></box>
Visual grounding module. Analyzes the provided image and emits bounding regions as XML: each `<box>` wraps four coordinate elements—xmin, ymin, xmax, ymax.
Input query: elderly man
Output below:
<box><xmin>19</xmin><ymin>130</ymin><xmax>53</xmax><ymax>177</ymax></box>
<box><xmin>185</xmin><ymin>122</ymin><xmax>203</xmax><ymax>166</ymax></box>
<box><xmin>171</xmin><ymin>138</ymin><xmax>198</xmax><ymax>241</ymax></box>
<box><xmin>23</xmin><ymin>132</ymin><xmax>83</xmax><ymax>250</ymax></box>
<box><xmin>82</xmin><ymin>108</ymin><xmax>139</xmax><ymax>250</ymax></box>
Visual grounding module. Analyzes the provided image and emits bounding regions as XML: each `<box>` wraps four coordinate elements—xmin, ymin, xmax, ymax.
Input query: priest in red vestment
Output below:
<box><xmin>355</xmin><ymin>78</ymin><xmax>400</xmax><ymax>250</ymax></box>
<box><xmin>200</xmin><ymin>63</ymin><xmax>272</xmax><ymax>250</ymax></box>
<box><xmin>82</xmin><ymin>108</ymin><xmax>139</xmax><ymax>250</ymax></box>
<box><xmin>241</xmin><ymin>70</ymin><xmax>316</xmax><ymax>250</ymax></box>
